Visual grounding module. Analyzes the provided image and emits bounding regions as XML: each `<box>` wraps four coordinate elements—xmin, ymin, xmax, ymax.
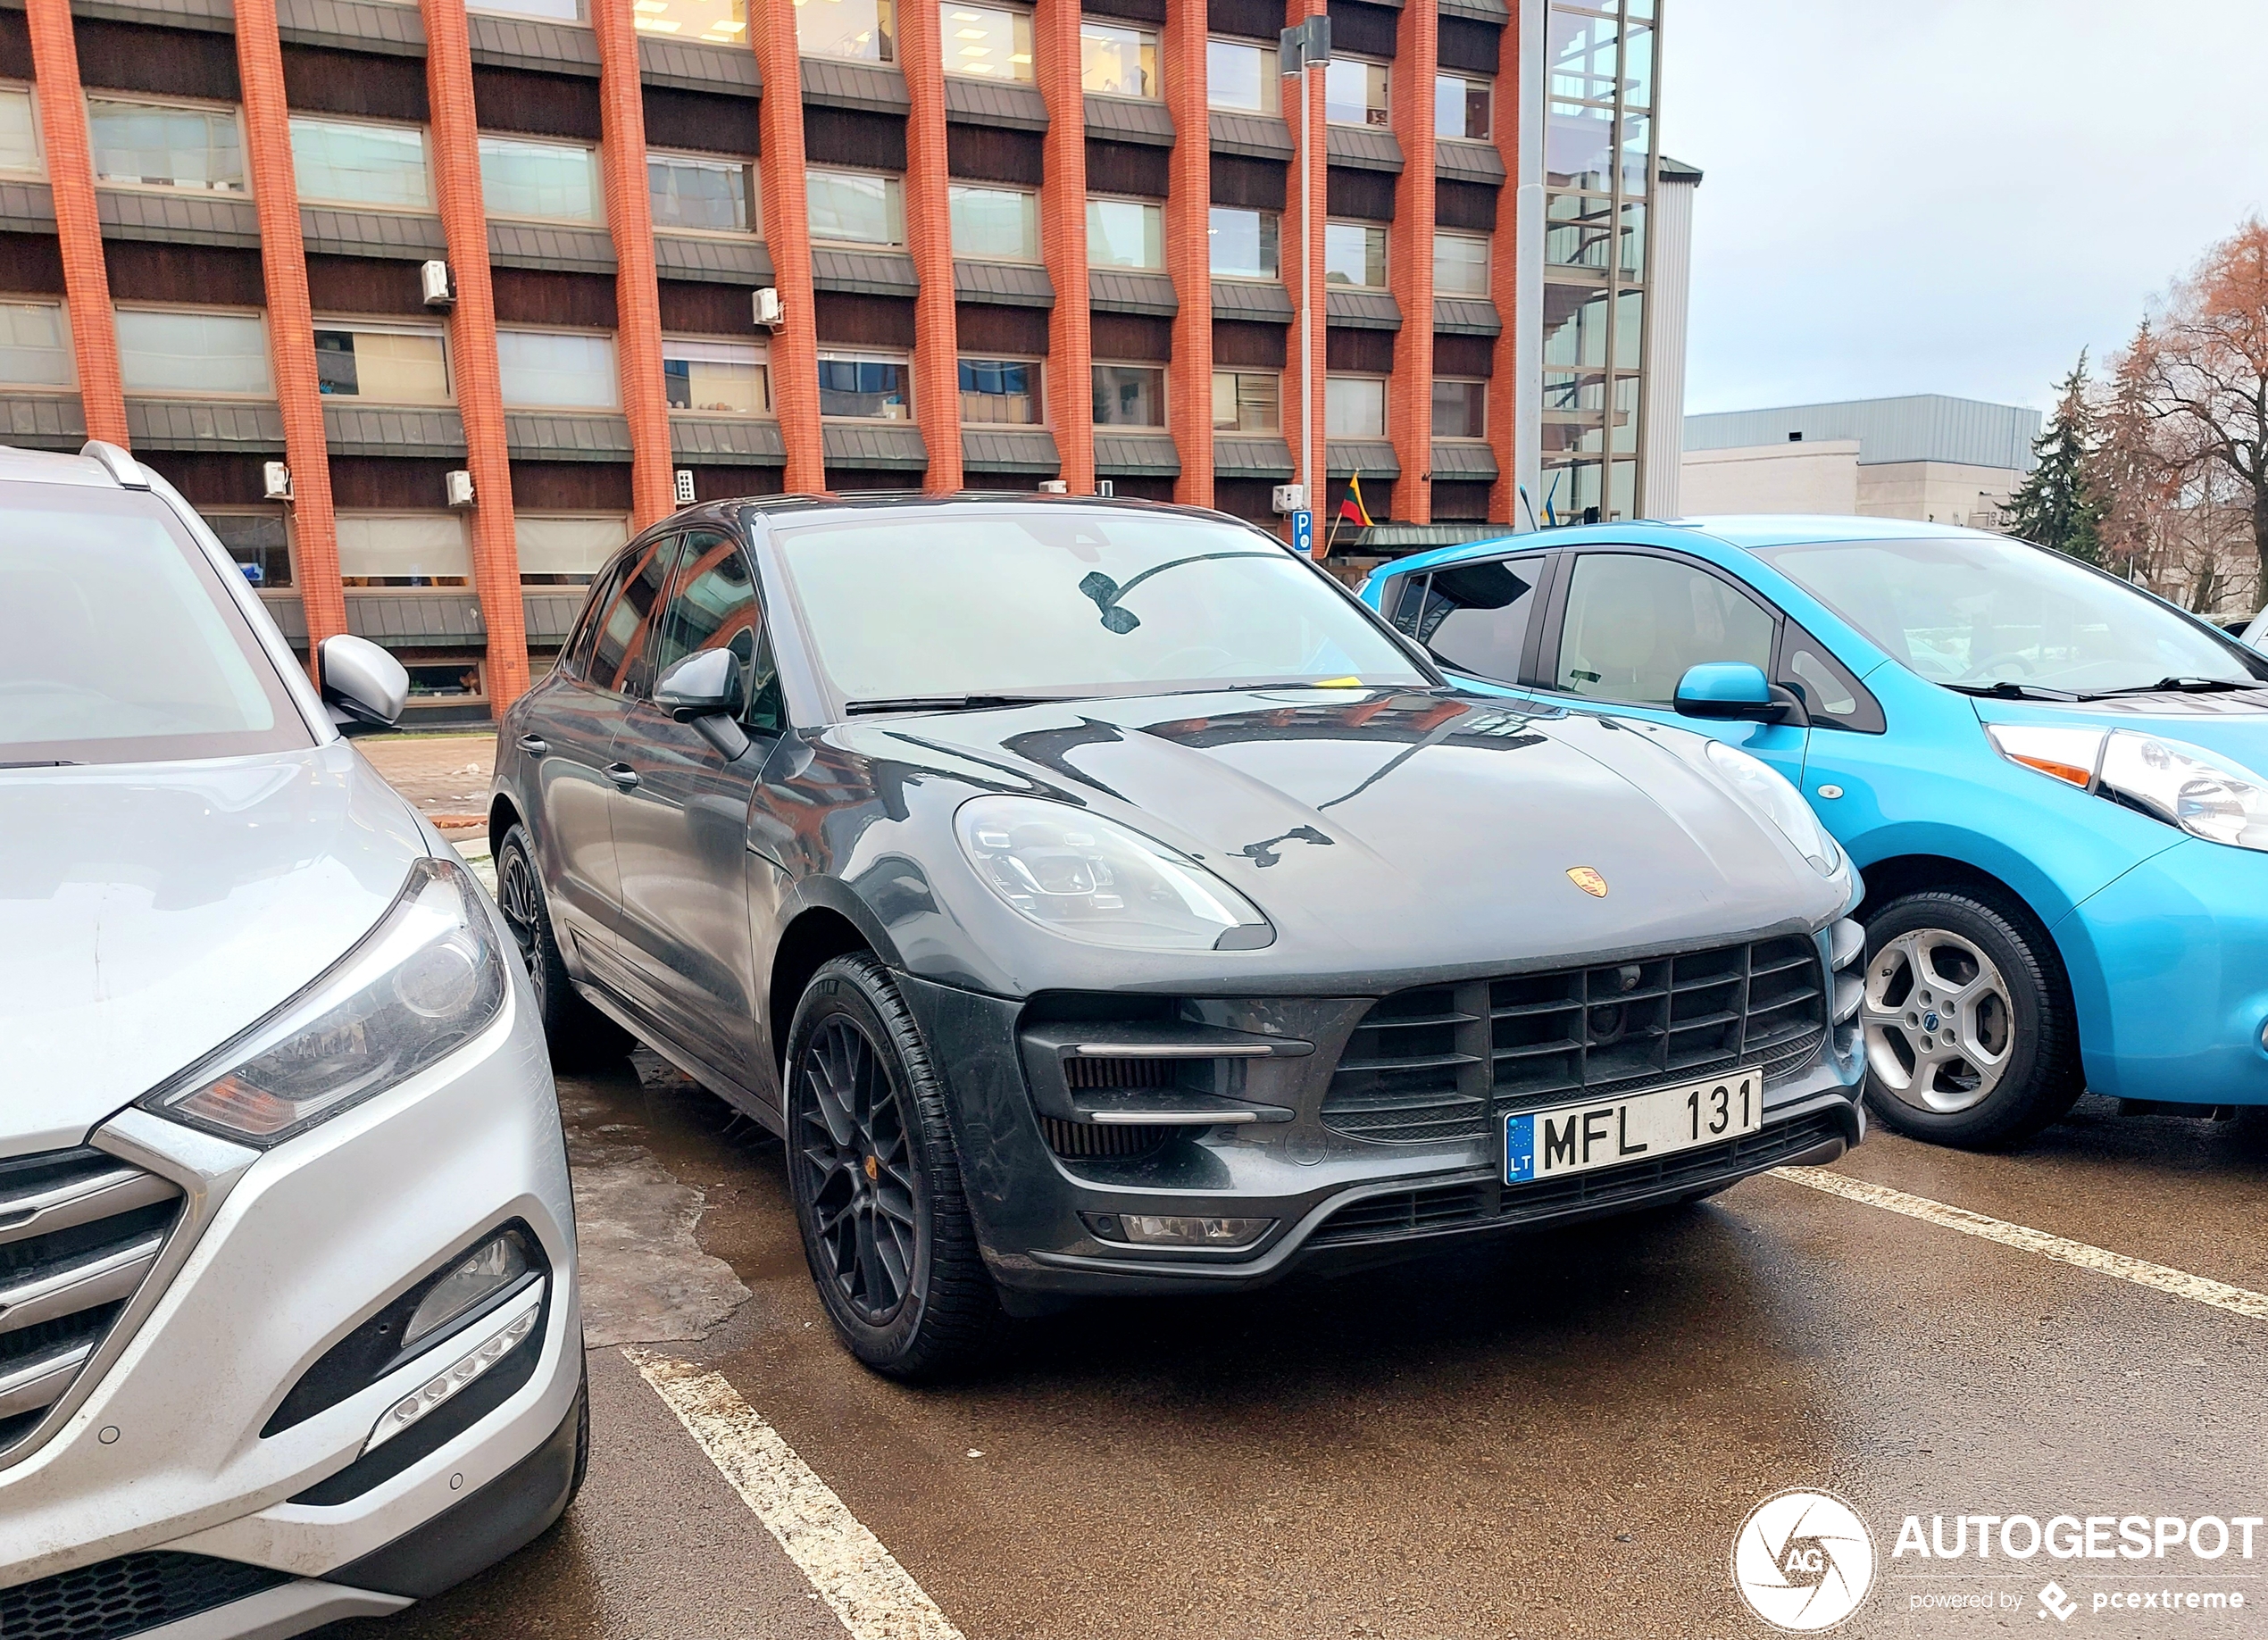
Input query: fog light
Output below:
<box><xmin>1088</xmin><ymin>1212</ymin><xmax>1272</xmax><ymax>1249</ymax></box>
<box><xmin>404</xmin><ymin>1230</ymin><xmax>530</xmax><ymax>1347</ymax></box>
<box><xmin>364</xmin><ymin>1286</ymin><xmax>544</xmax><ymax>1454</ymax></box>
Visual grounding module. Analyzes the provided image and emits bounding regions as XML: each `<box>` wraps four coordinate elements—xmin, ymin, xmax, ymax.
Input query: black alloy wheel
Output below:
<box><xmin>785</xmin><ymin>954</ymin><xmax>1000</xmax><ymax>1378</ymax></box>
<box><xmin>494</xmin><ymin>824</ymin><xmax>633</xmax><ymax>1070</ymax></box>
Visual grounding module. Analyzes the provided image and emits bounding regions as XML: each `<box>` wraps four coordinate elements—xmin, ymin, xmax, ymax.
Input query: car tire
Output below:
<box><xmin>495</xmin><ymin>823</ymin><xmax>633</xmax><ymax>1070</ymax></box>
<box><xmin>1859</xmin><ymin>889</ymin><xmax>2082</xmax><ymax>1148</ymax></box>
<box><xmin>784</xmin><ymin>953</ymin><xmax>1001</xmax><ymax>1380</ymax></box>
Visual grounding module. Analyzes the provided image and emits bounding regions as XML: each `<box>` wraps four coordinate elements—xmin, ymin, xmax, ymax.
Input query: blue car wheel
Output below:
<box><xmin>1861</xmin><ymin>889</ymin><xmax>2084</xmax><ymax>1147</ymax></box>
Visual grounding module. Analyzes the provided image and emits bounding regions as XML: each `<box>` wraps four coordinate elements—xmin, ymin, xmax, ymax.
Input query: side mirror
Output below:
<box><xmin>1673</xmin><ymin>662</ymin><xmax>1811</xmax><ymax>728</ymax></box>
<box><xmin>320</xmin><ymin>634</ymin><xmax>408</xmax><ymax>736</ymax></box>
<box><xmin>654</xmin><ymin>649</ymin><xmax>751</xmax><ymax>760</ymax></box>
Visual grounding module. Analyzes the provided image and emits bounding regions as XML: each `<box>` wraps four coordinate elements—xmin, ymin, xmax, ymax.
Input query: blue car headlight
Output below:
<box><xmin>1990</xmin><ymin>724</ymin><xmax>2268</xmax><ymax>851</ymax></box>
<box><xmin>1703</xmin><ymin>739</ymin><xmax>1844</xmax><ymax>878</ymax></box>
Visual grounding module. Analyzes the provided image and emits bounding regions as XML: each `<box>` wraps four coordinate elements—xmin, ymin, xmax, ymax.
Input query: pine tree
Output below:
<box><xmin>2005</xmin><ymin>353</ymin><xmax>2105</xmax><ymax>562</ymax></box>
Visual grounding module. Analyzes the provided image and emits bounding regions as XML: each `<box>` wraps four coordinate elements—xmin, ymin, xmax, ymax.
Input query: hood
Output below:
<box><xmin>1970</xmin><ymin>688</ymin><xmax>2268</xmax><ymax>775</ymax></box>
<box><xmin>835</xmin><ymin>687</ymin><xmax>1849</xmax><ymax>990</ymax></box>
<box><xmin>0</xmin><ymin>743</ymin><xmax>428</xmax><ymax>1153</ymax></box>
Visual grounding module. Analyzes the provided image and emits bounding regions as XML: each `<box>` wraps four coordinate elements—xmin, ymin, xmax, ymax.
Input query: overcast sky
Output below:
<box><xmin>1662</xmin><ymin>0</ymin><xmax>2268</xmax><ymax>418</ymax></box>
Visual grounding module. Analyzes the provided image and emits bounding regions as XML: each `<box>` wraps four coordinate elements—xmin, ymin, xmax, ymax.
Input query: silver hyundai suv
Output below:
<box><xmin>0</xmin><ymin>443</ymin><xmax>584</xmax><ymax>1636</ymax></box>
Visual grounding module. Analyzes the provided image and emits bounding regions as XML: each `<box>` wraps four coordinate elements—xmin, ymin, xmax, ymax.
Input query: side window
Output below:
<box><xmin>588</xmin><ymin>536</ymin><xmax>680</xmax><ymax>697</ymax></box>
<box><xmin>1553</xmin><ymin>552</ymin><xmax>1775</xmax><ymax>707</ymax></box>
<box><xmin>1780</xmin><ymin>624</ymin><xmax>1886</xmax><ymax>733</ymax></box>
<box><xmin>653</xmin><ymin>532</ymin><xmax>786</xmax><ymax>734</ymax></box>
<box><xmin>1397</xmin><ymin>555</ymin><xmax>1547</xmax><ymax>681</ymax></box>
<box><xmin>562</xmin><ymin>555</ymin><xmax>634</xmax><ymax>678</ymax></box>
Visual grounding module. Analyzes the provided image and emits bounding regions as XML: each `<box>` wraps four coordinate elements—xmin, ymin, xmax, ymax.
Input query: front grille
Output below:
<box><xmin>1306</xmin><ymin>1111</ymin><xmax>1847</xmax><ymax>1248</ymax></box>
<box><xmin>1037</xmin><ymin>1116</ymin><xmax>1191</xmax><ymax>1160</ymax></box>
<box><xmin>0</xmin><ymin>1552</ymin><xmax>290</xmax><ymax>1640</ymax></box>
<box><xmin>1322</xmin><ymin>936</ymin><xmax>1828</xmax><ymax>1145</ymax></box>
<box><xmin>0</xmin><ymin>1148</ymin><xmax>184</xmax><ymax>1460</ymax></box>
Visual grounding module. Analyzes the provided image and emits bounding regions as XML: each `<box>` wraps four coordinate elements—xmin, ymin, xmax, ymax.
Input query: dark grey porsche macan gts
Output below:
<box><xmin>488</xmin><ymin>495</ymin><xmax>1866</xmax><ymax>1377</ymax></box>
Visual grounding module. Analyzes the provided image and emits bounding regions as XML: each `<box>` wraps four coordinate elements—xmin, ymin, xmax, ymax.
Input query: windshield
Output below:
<box><xmin>772</xmin><ymin>510</ymin><xmax>1430</xmax><ymax>706</ymax></box>
<box><xmin>0</xmin><ymin>483</ymin><xmax>311</xmax><ymax>766</ymax></box>
<box><xmin>1755</xmin><ymin>536</ymin><xmax>2264</xmax><ymax>695</ymax></box>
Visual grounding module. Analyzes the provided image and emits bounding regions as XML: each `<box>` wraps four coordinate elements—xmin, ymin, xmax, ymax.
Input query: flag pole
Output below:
<box><xmin>1323</xmin><ymin>469</ymin><xmax>1350</xmax><ymax>559</ymax></box>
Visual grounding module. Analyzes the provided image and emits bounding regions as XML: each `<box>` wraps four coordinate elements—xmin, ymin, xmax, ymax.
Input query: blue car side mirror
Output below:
<box><xmin>1674</xmin><ymin>662</ymin><xmax>1811</xmax><ymax>728</ymax></box>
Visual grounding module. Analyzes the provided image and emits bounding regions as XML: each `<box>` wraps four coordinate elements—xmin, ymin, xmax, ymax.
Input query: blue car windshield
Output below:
<box><xmin>773</xmin><ymin>511</ymin><xmax>1428</xmax><ymax>706</ymax></box>
<box><xmin>1754</xmin><ymin>536</ymin><xmax>2266</xmax><ymax>695</ymax></box>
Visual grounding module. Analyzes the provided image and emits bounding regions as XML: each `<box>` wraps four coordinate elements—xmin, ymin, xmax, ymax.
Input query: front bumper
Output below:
<box><xmin>0</xmin><ymin>971</ymin><xmax>581</xmax><ymax>1627</ymax></box>
<box><xmin>896</xmin><ymin>927</ymin><xmax>1867</xmax><ymax>1301</ymax></box>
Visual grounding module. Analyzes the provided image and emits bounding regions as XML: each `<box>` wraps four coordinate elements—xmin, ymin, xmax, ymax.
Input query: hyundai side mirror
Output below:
<box><xmin>655</xmin><ymin>649</ymin><xmax>752</xmax><ymax>760</ymax></box>
<box><xmin>1673</xmin><ymin>662</ymin><xmax>1811</xmax><ymax>728</ymax></box>
<box><xmin>319</xmin><ymin>634</ymin><xmax>408</xmax><ymax>736</ymax></box>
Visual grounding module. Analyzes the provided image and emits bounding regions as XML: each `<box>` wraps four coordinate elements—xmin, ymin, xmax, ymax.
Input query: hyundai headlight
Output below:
<box><xmin>141</xmin><ymin>856</ymin><xmax>509</xmax><ymax>1146</ymax></box>
<box><xmin>1704</xmin><ymin>739</ymin><xmax>1843</xmax><ymax>877</ymax></box>
<box><xmin>955</xmin><ymin>795</ymin><xmax>1274</xmax><ymax>951</ymax></box>
<box><xmin>1989</xmin><ymin>724</ymin><xmax>2268</xmax><ymax>851</ymax></box>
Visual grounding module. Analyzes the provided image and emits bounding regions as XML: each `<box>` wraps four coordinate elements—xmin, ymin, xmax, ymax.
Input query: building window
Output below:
<box><xmin>1325</xmin><ymin>375</ymin><xmax>1385</xmax><ymax>438</ymax></box>
<box><xmin>337</xmin><ymin>513</ymin><xmax>471</xmax><ymax>587</ymax></box>
<box><xmin>1322</xmin><ymin>221</ymin><xmax>1387</xmax><ymax>287</ymax></box>
<box><xmin>1206</xmin><ymin>39</ymin><xmax>1278</xmax><ymax>112</ymax></box>
<box><xmin>948</xmin><ymin>184</ymin><xmax>1039</xmax><ymax>262</ymax></box>
<box><xmin>496</xmin><ymin>329</ymin><xmax>620</xmax><ymax>409</ymax></box>
<box><xmin>1086</xmin><ymin>196</ymin><xmax>1163</xmax><ymax>270</ymax></box>
<box><xmin>1435</xmin><ymin>72</ymin><xmax>1490</xmax><ymax>140</ymax></box>
<box><xmin>470</xmin><ymin>0</ymin><xmax>583</xmax><ymax>21</ymax></box>
<box><xmin>807</xmin><ymin>169</ymin><xmax>905</xmax><ymax>246</ymax></box>
<box><xmin>664</xmin><ymin>337</ymin><xmax>769</xmax><ymax>414</ymax></box>
<box><xmin>1322</xmin><ymin>58</ymin><xmax>1388</xmax><ymax>128</ymax></box>
<box><xmin>1208</xmin><ymin>206</ymin><xmax>1279</xmax><ymax>280</ymax></box>
<box><xmin>1092</xmin><ymin>363</ymin><xmax>1163</xmax><ymax>427</ymax></box>
<box><xmin>1433</xmin><ymin>378</ymin><xmax>1487</xmax><ymax>439</ymax></box>
<box><xmin>479</xmin><ymin>134</ymin><xmax>601</xmax><ymax>222</ymax></box>
<box><xmin>959</xmin><ymin>355</ymin><xmax>1038</xmax><ymax>424</ymax></box>
<box><xmin>313</xmin><ymin>323</ymin><xmax>449</xmax><ymax>404</ymax></box>
<box><xmin>86</xmin><ymin>96</ymin><xmax>243</xmax><ymax>193</ymax></box>
<box><xmin>942</xmin><ymin>4</ymin><xmax>1032</xmax><ymax>80</ymax></box>
<box><xmin>1433</xmin><ymin>230</ymin><xmax>1490</xmax><ymax>296</ymax></box>
<box><xmin>634</xmin><ymin>0</ymin><xmax>746</xmax><ymax>44</ymax></box>
<box><xmin>0</xmin><ymin>300</ymin><xmax>71</xmax><ymax>388</ymax></box>
<box><xmin>649</xmin><ymin>151</ymin><xmax>755</xmax><ymax>234</ymax></box>
<box><xmin>288</xmin><ymin>116</ymin><xmax>429</xmax><ymax>210</ymax></box>
<box><xmin>1212</xmin><ymin>370</ymin><xmax>1279</xmax><ymax>433</ymax></box>
<box><xmin>517</xmin><ymin>514</ymin><xmax>629</xmax><ymax>586</ymax></box>
<box><xmin>206</xmin><ymin>512</ymin><xmax>290</xmax><ymax>588</ymax></box>
<box><xmin>1080</xmin><ymin>21</ymin><xmax>1158</xmax><ymax>98</ymax></box>
<box><xmin>799</xmin><ymin>0</ymin><xmax>896</xmax><ymax>62</ymax></box>
<box><xmin>818</xmin><ymin>350</ymin><xmax>910</xmax><ymax>419</ymax></box>
<box><xmin>0</xmin><ymin>87</ymin><xmax>41</xmax><ymax>174</ymax></box>
<box><xmin>117</xmin><ymin>308</ymin><xmax>270</xmax><ymax>396</ymax></box>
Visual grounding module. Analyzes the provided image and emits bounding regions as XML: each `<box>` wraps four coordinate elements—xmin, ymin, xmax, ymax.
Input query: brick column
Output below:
<box><xmin>1163</xmin><ymin>0</ymin><xmax>1211</xmax><ymax>506</ymax></box>
<box><xmin>234</xmin><ymin>0</ymin><xmax>345</xmax><ymax>669</ymax></box>
<box><xmin>751</xmin><ymin>0</ymin><xmax>824</xmax><ymax>492</ymax></box>
<box><xmin>24</xmin><ymin>0</ymin><xmax>126</xmax><ymax>448</ymax></box>
<box><xmin>1034</xmin><ymin>0</ymin><xmax>1093</xmax><ymax>494</ymax></box>
<box><xmin>897</xmin><ymin>0</ymin><xmax>962</xmax><ymax>491</ymax></box>
<box><xmin>1486</xmin><ymin>10</ymin><xmax>1522</xmax><ymax>525</ymax></box>
<box><xmin>594</xmin><ymin>0</ymin><xmax>677</xmax><ymax>527</ymax></box>
<box><xmin>1385</xmin><ymin>0</ymin><xmax>1436</xmax><ymax>524</ymax></box>
<box><xmin>421</xmin><ymin>0</ymin><xmax>529</xmax><ymax>706</ymax></box>
<box><xmin>1280</xmin><ymin>0</ymin><xmax>1326</xmax><ymax>549</ymax></box>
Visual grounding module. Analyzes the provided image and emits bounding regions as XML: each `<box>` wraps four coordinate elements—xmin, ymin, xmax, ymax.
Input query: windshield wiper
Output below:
<box><xmin>0</xmin><ymin>759</ymin><xmax>80</xmax><ymax>768</ymax></box>
<box><xmin>2076</xmin><ymin>677</ymin><xmax>2262</xmax><ymax>699</ymax></box>
<box><xmin>1942</xmin><ymin>680</ymin><xmax>2082</xmax><ymax>702</ymax></box>
<box><xmin>842</xmin><ymin>694</ymin><xmax>1064</xmax><ymax>715</ymax></box>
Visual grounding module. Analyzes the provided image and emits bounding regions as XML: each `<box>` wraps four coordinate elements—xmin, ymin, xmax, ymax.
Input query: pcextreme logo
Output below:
<box><xmin>1733</xmin><ymin>1489</ymin><xmax>1878</xmax><ymax>1632</ymax></box>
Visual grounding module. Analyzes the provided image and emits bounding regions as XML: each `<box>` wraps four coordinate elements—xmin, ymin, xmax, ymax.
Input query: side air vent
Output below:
<box><xmin>1036</xmin><ymin>1117</ymin><xmax>1190</xmax><ymax>1161</ymax></box>
<box><xmin>1062</xmin><ymin>1057</ymin><xmax>1178</xmax><ymax>1091</ymax></box>
<box><xmin>0</xmin><ymin>1149</ymin><xmax>184</xmax><ymax>1458</ymax></box>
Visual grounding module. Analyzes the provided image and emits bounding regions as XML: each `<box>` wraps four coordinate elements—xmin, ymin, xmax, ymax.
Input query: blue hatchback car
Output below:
<box><xmin>1361</xmin><ymin>515</ymin><xmax>2268</xmax><ymax>1147</ymax></box>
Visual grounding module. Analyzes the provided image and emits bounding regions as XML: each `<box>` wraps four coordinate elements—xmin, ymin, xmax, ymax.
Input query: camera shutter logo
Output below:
<box><xmin>1732</xmin><ymin>1489</ymin><xmax>1876</xmax><ymax>1631</ymax></box>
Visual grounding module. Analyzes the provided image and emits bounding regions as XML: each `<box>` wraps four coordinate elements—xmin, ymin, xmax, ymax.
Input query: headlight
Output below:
<box><xmin>141</xmin><ymin>857</ymin><xmax>509</xmax><ymax>1146</ymax></box>
<box><xmin>955</xmin><ymin>795</ymin><xmax>1274</xmax><ymax>951</ymax></box>
<box><xmin>1704</xmin><ymin>739</ymin><xmax>1842</xmax><ymax>877</ymax></box>
<box><xmin>1989</xmin><ymin>724</ymin><xmax>2268</xmax><ymax>850</ymax></box>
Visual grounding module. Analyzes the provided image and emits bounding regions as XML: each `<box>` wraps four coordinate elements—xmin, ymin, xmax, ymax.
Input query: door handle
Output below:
<box><xmin>517</xmin><ymin>735</ymin><xmax>548</xmax><ymax>755</ymax></box>
<box><xmin>605</xmin><ymin>763</ymin><xmax>640</xmax><ymax>789</ymax></box>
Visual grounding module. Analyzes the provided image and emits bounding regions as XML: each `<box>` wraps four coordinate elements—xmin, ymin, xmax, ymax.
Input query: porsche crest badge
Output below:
<box><xmin>1566</xmin><ymin>866</ymin><xmax>1608</xmax><ymax>898</ymax></box>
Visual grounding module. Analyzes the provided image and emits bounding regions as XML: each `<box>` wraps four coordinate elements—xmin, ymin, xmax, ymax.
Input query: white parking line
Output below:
<box><xmin>1772</xmin><ymin>1165</ymin><xmax>2268</xmax><ymax>1322</ymax></box>
<box><xmin>624</xmin><ymin>1346</ymin><xmax>966</xmax><ymax>1640</ymax></box>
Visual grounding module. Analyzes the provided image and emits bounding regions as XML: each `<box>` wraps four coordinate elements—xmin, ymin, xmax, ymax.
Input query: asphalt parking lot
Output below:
<box><xmin>332</xmin><ymin>737</ymin><xmax>2268</xmax><ymax>1640</ymax></box>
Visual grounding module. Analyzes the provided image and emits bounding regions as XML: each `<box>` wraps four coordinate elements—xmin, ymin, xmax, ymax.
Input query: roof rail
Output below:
<box><xmin>80</xmin><ymin>439</ymin><xmax>150</xmax><ymax>489</ymax></box>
